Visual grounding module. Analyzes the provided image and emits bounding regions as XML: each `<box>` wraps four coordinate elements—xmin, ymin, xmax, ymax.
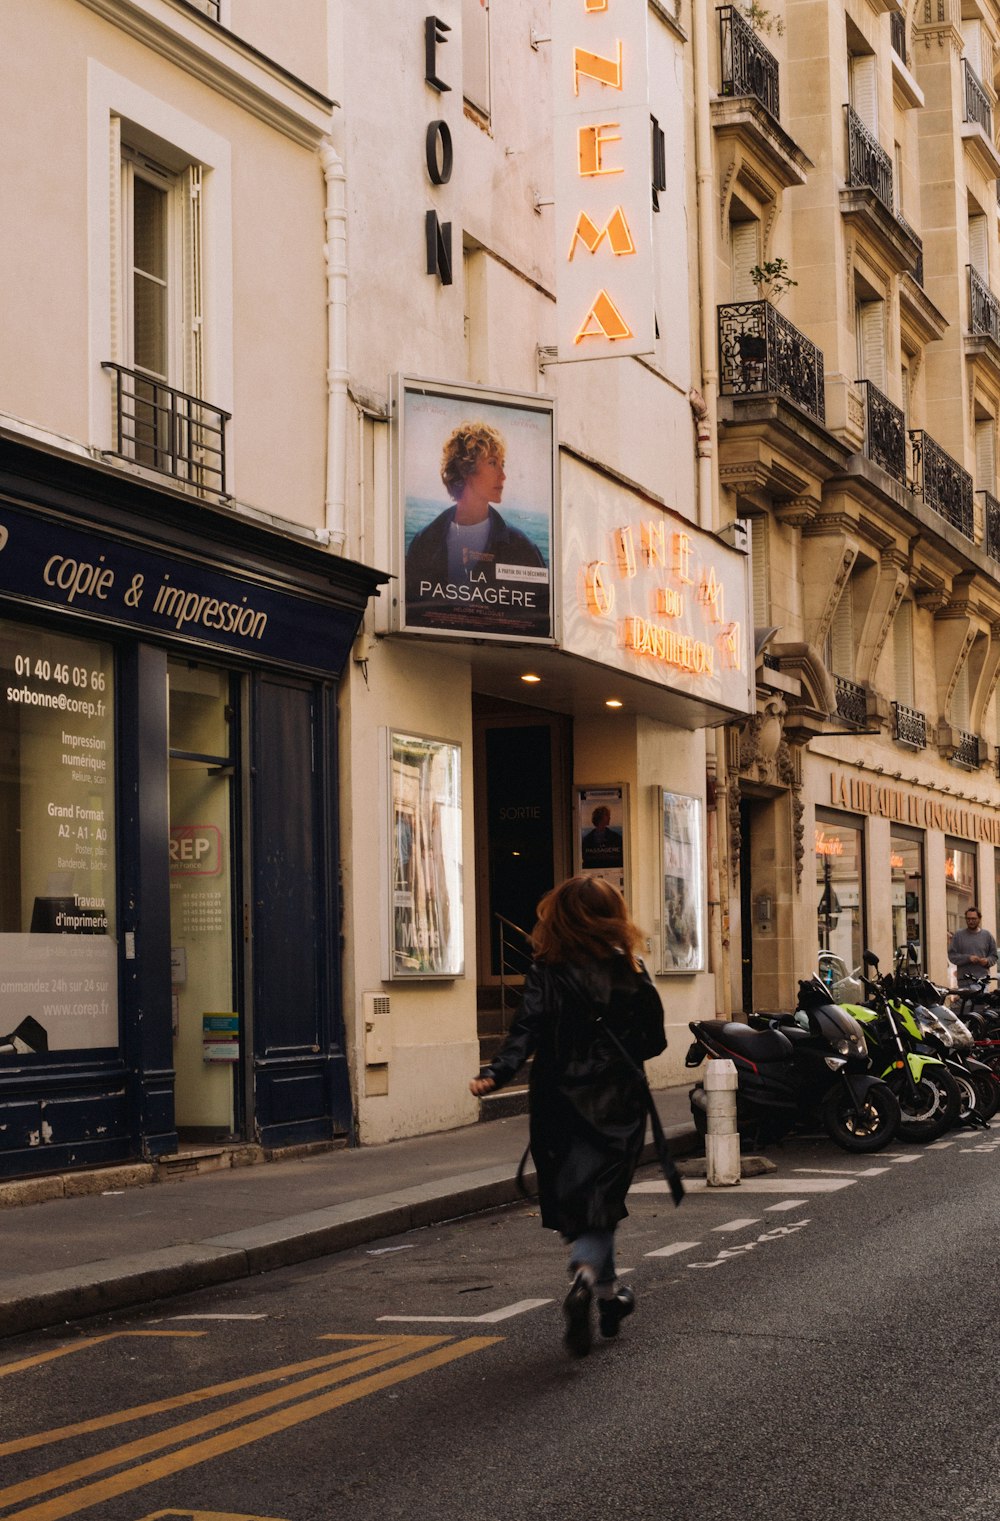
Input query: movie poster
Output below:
<box><xmin>396</xmin><ymin>379</ymin><xmax>555</xmax><ymax>642</ymax></box>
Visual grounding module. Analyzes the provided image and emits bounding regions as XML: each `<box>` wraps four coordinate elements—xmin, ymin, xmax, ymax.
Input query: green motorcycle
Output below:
<box><xmin>839</xmin><ymin>950</ymin><xmax>961</xmax><ymax>1142</ymax></box>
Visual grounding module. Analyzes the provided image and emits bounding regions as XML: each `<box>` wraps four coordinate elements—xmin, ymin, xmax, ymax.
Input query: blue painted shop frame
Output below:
<box><xmin>0</xmin><ymin>436</ymin><xmax>386</xmax><ymax>1178</ymax></box>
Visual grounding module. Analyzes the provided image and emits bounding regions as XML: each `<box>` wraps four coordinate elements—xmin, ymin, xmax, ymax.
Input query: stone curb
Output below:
<box><xmin>0</xmin><ymin>1124</ymin><xmax>700</xmax><ymax>1341</ymax></box>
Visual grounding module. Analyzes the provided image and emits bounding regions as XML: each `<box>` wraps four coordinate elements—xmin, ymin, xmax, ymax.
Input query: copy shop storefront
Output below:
<box><xmin>0</xmin><ymin>439</ymin><xmax>384</xmax><ymax>1178</ymax></box>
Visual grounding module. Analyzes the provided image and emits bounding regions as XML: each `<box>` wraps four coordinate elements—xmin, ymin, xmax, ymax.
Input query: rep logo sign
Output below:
<box><xmin>169</xmin><ymin>824</ymin><xmax>222</xmax><ymax>877</ymax></box>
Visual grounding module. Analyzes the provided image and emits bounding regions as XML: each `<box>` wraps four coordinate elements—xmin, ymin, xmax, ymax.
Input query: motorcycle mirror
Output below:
<box><xmin>863</xmin><ymin>950</ymin><xmax>879</xmax><ymax>969</ymax></box>
<box><xmin>907</xmin><ymin>942</ymin><xmax>918</xmax><ymax>963</ymax></box>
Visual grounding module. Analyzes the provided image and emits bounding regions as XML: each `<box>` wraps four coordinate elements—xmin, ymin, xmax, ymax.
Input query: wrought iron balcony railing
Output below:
<box><xmin>964</xmin><ymin>59</ymin><xmax>992</xmax><ymax>135</ymax></box>
<box><xmin>846</xmin><ymin>105</ymin><xmax>893</xmax><ymax>215</ymax></box>
<box><xmin>969</xmin><ymin>264</ymin><xmax>1000</xmax><ymax>346</ymax></box>
<box><xmin>103</xmin><ymin>363</ymin><xmax>230</xmax><ymax>495</ymax></box>
<box><xmin>892</xmin><ymin>702</ymin><xmax>927</xmax><ymax>749</ymax></box>
<box><xmin>718</xmin><ymin>5</ymin><xmax>780</xmax><ymax>120</ymax></box>
<box><xmin>857</xmin><ymin>378</ymin><xmax>906</xmax><ymax>483</ymax></box>
<box><xmin>834</xmin><ymin>675</ymin><xmax>868</xmax><ymax>726</ymax></box>
<box><xmin>979</xmin><ymin>489</ymin><xmax>1000</xmax><ymax>561</ymax></box>
<box><xmin>909</xmin><ymin>430</ymin><xmax>974</xmax><ymax>540</ymax></box>
<box><xmin>718</xmin><ymin>301</ymin><xmax>826</xmax><ymax>424</ymax></box>
<box><xmin>890</xmin><ymin>9</ymin><xmax>906</xmax><ymax>63</ymax></box>
<box><xmin>954</xmin><ymin>729</ymin><xmax>980</xmax><ymax>768</ymax></box>
<box><xmin>896</xmin><ymin>212</ymin><xmax>923</xmax><ymax>284</ymax></box>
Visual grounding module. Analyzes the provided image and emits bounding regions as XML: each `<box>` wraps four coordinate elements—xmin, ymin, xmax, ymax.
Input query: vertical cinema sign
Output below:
<box><xmin>553</xmin><ymin>0</ymin><xmax>655</xmax><ymax>360</ymax></box>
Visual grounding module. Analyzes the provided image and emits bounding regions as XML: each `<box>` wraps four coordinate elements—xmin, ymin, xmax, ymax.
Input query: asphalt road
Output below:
<box><xmin>4</xmin><ymin>1131</ymin><xmax>1000</xmax><ymax>1521</ymax></box>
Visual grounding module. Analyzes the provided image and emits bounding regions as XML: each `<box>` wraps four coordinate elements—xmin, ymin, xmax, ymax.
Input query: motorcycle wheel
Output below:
<box><xmin>972</xmin><ymin>1069</ymin><xmax>1000</xmax><ymax>1121</ymax></box>
<box><xmin>951</xmin><ymin>1067</ymin><xmax>979</xmax><ymax>1123</ymax></box>
<box><xmin>893</xmin><ymin>1069</ymin><xmax>962</xmax><ymax>1141</ymax></box>
<box><xmin>820</xmin><ymin>1083</ymin><xmax>899</xmax><ymax>1153</ymax></box>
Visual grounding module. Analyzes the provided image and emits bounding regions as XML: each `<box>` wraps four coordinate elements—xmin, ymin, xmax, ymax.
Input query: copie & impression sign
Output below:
<box><xmin>0</xmin><ymin>498</ymin><xmax>360</xmax><ymax>677</ymax></box>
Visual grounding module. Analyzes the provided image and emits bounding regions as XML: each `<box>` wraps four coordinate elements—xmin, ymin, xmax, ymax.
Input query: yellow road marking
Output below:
<box><xmin>0</xmin><ymin>1332</ymin><xmax>205</xmax><ymax>1380</ymax></box>
<box><xmin>138</xmin><ymin>1512</ymin><xmax>289</xmax><ymax>1520</ymax></box>
<box><xmin>0</xmin><ymin>1337</ymin><xmax>440</xmax><ymax>1508</ymax></box>
<box><xmin>0</xmin><ymin>1336</ymin><xmax>397</xmax><ymax>1459</ymax></box>
<box><xmin>1</xmin><ymin>1337</ymin><xmax>498</xmax><ymax>1521</ymax></box>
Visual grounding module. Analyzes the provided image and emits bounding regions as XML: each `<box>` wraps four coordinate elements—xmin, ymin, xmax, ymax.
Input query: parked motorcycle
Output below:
<box><xmin>885</xmin><ymin>944</ymin><xmax>997</xmax><ymax>1124</ymax></box>
<box><xmin>686</xmin><ymin>976</ymin><xmax>899</xmax><ymax>1153</ymax></box>
<box><xmin>840</xmin><ymin>951</ymin><xmax>962</xmax><ymax>1142</ymax></box>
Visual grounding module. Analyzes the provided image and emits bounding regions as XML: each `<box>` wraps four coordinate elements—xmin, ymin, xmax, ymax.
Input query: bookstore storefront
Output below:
<box><xmin>0</xmin><ymin>441</ymin><xmax>384</xmax><ymax>1179</ymax></box>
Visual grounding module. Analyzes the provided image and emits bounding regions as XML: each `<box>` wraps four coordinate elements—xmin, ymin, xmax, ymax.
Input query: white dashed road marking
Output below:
<box><xmin>793</xmin><ymin>1166</ymin><xmax>890</xmax><ymax>1176</ymax></box>
<box><xmin>644</xmin><ymin>1241</ymin><xmax>702</xmax><ymax>1258</ymax></box>
<box><xmin>378</xmin><ymin>1298</ymin><xmax>552</xmax><ymax>1325</ymax></box>
<box><xmin>712</xmin><ymin>1218</ymin><xmax>761</xmax><ymax>1233</ymax></box>
<box><xmin>633</xmin><ymin>1176</ymin><xmax>856</xmax><ymax>1195</ymax></box>
<box><xmin>764</xmin><ymin>1199</ymin><xmax>807</xmax><ymax>1212</ymax></box>
<box><xmin>927</xmin><ymin>1140</ymin><xmax>956</xmax><ymax>1149</ymax></box>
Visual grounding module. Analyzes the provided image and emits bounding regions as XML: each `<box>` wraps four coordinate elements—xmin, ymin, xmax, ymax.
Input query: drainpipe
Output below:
<box><xmin>691</xmin><ymin>0</ymin><xmax>719</xmax><ymax>534</ymax></box>
<box><xmin>691</xmin><ymin>1</ymin><xmax>734</xmax><ymax>1015</ymax></box>
<box><xmin>321</xmin><ymin>138</ymin><xmax>349</xmax><ymax>554</ymax></box>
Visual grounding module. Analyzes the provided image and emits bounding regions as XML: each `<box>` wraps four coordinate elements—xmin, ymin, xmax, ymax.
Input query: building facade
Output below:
<box><xmin>0</xmin><ymin>0</ymin><xmax>383</xmax><ymax>1176</ymax></box>
<box><xmin>713</xmin><ymin>0</ymin><xmax>1000</xmax><ymax>1008</ymax></box>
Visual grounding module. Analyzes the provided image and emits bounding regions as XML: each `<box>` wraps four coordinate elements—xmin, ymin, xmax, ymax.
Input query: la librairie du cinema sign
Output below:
<box><xmin>553</xmin><ymin>0</ymin><xmax>655</xmax><ymax>360</ymax></box>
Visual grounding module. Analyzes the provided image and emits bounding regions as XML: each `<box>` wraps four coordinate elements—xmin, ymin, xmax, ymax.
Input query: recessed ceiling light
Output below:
<box><xmin>605</xmin><ymin>699</ymin><xmax>623</xmax><ymax>709</ymax></box>
<box><xmin>521</xmin><ymin>673</ymin><xmax>541</xmax><ymax>683</ymax></box>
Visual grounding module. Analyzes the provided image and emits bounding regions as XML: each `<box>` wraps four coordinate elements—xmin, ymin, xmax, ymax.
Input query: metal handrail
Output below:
<box><xmin>496</xmin><ymin>913</ymin><xmax>533</xmax><ymax>1035</ymax></box>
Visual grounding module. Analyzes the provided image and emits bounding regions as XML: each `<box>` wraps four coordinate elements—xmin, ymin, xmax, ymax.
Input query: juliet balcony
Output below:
<box><xmin>718</xmin><ymin>301</ymin><xmax>826</xmax><ymax>425</ymax></box>
<box><xmin>961</xmin><ymin>60</ymin><xmax>1000</xmax><ymax>177</ymax></box>
<box><xmin>978</xmin><ymin>489</ymin><xmax>1000</xmax><ymax>564</ymax></box>
<box><xmin>718</xmin><ymin>5</ymin><xmax>779</xmax><ymax>119</ymax></box>
<box><xmin>103</xmin><ymin>363</ymin><xmax>230</xmax><ymax>497</ymax></box>
<box><xmin>892</xmin><ymin>702</ymin><xmax>927</xmax><ymax>750</ymax></box>
<box><xmin>712</xmin><ymin>7</ymin><xmax>810</xmax><ymax>190</ymax></box>
<box><xmin>909</xmin><ymin>429</ymin><xmax>974</xmax><ymax>542</ymax></box>
<box><xmin>834</xmin><ymin>675</ymin><xmax>868</xmax><ymax>728</ymax></box>
<box><xmin>841</xmin><ymin>107</ymin><xmax>922</xmax><ymax>275</ymax></box>
<box><xmin>856</xmin><ymin>378</ymin><xmax>906</xmax><ymax>484</ymax></box>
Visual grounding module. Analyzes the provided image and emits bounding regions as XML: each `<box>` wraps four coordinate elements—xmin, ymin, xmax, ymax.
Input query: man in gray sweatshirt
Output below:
<box><xmin>948</xmin><ymin>905</ymin><xmax>998</xmax><ymax>989</ymax></box>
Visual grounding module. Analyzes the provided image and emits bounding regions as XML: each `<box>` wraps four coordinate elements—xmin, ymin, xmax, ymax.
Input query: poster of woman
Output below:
<box><xmin>396</xmin><ymin>379</ymin><xmax>555</xmax><ymax>641</ymax></box>
<box><xmin>660</xmin><ymin>790</ymin><xmax>705</xmax><ymax>973</ymax></box>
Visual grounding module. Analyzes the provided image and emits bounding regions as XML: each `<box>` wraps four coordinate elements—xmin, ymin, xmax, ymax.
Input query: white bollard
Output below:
<box><xmin>705</xmin><ymin>1058</ymin><xmax>740</xmax><ymax>1187</ymax></box>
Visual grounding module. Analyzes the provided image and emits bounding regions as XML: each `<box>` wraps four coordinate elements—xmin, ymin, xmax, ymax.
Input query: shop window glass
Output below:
<box><xmin>890</xmin><ymin>829</ymin><xmax>924</xmax><ymax>966</ymax></box>
<box><xmin>945</xmin><ymin>837</ymin><xmax>977</xmax><ymax>941</ymax></box>
<box><xmin>816</xmin><ymin>813</ymin><xmax>864</xmax><ymax>972</ymax></box>
<box><xmin>0</xmin><ymin>621</ymin><xmax>117</xmax><ymax>1056</ymax></box>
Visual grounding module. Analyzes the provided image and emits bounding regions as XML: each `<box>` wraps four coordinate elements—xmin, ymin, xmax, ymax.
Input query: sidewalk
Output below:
<box><xmin>0</xmin><ymin>1087</ymin><xmax>698</xmax><ymax>1341</ymax></box>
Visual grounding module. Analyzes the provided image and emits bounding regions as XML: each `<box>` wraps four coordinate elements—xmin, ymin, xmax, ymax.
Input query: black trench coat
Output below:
<box><xmin>483</xmin><ymin>956</ymin><xmax>667</xmax><ymax>1239</ymax></box>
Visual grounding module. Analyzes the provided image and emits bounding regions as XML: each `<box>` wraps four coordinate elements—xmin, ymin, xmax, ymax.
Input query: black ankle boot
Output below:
<box><xmin>597</xmin><ymin>1286</ymin><xmax>635</xmax><ymax>1339</ymax></box>
<box><xmin>563</xmin><ymin>1273</ymin><xmax>593</xmax><ymax>1357</ymax></box>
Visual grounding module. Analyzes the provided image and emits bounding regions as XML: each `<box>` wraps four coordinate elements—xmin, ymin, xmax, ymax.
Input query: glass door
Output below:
<box><xmin>167</xmin><ymin>660</ymin><xmax>241</xmax><ymax>1140</ymax></box>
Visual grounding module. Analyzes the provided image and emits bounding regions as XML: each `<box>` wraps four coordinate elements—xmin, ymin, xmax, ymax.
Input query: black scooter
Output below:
<box><xmin>686</xmin><ymin>977</ymin><xmax>900</xmax><ymax>1153</ymax></box>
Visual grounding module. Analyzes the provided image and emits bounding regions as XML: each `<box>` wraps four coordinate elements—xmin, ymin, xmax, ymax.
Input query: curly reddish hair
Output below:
<box><xmin>531</xmin><ymin>876</ymin><xmax>645</xmax><ymax>971</ymax></box>
<box><xmin>440</xmin><ymin>422</ymin><xmax>506</xmax><ymax>501</ymax></box>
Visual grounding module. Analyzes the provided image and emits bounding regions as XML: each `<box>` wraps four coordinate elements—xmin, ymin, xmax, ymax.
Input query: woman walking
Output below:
<box><xmin>470</xmin><ymin>876</ymin><xmax>667</xmax><ymax>1358</ymax></box>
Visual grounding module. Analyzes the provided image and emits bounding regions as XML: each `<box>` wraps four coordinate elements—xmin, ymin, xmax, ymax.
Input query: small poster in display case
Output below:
<box><xmin>383</xmin><ymin>730</ymin><xmax>464</xmax><ymax>979</ymax></box>
<box><xmin>659</xmin><ymin>790</ymin><xmax>705</xmax><ymax>974</ymax></box>
<box><xmin>574</xmin><ymin>785</ymin><xmax>628</xmax><ymax>897</ymax></box>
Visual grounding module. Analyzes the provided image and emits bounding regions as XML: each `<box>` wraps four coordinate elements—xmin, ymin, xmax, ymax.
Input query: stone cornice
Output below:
<box><xmin>75</xmin><ymin>0</ymin><xmax>335</xmax><ymax>148</ymax></box>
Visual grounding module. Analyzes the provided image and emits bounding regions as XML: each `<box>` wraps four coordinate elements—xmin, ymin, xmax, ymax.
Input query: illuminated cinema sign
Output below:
<box><xmin>553</xmin><ymin>0</ymin><xmax>655</xmax><ymax>360</ymax></box>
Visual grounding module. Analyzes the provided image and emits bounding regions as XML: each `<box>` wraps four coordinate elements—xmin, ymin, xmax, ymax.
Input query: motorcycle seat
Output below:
<box><xmin>698</xmin><ymin>1019</ymin><xmax>793</xmax><ymax>1064</ymax></box>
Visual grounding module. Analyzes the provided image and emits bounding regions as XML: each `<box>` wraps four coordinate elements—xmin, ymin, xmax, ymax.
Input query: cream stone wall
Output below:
<box><xmin>0</xmin><ymin>0</ymin><xmax>329</xmax><ymax>530</ymax></box>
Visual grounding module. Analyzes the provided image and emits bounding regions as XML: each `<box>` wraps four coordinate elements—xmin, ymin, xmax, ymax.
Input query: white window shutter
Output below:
<box><xmin>829</xmin><ymin>581</ymin><xmax>855</xmax><ymax>678</ymax></box>
<box><xmin>970</xmin><ymin>213</ymin><xmax>989</xmax><ymax>280</ymax></box>
<box><xmin>893</xmin><ymin>601</ymin><xmax>914</xmax><ymax>708</ymax></box>
<box><xmin>953</xmin><ymin>658</ymin><xmax>971</xmax><ymax>730</ymax></box>
<box><xmin>731</xmin><ymin>220</ymin><xmax>760</xmax><ymax>302</ymax></box>
<box><xmin>850</xmin><ymin>54</ymin><xmax>878</xmax><ymax>133</ymax></box>
<box><xmin>976</xmin><ymin>416</ymin><xmax>996</xmax><ymax>493</ymax></box>
<box><xmin>857</xmin><ymin>300</ymin><xmax>887</xmax><ymax>390</ymax></box>
<box><xmin>964</xmin><ymin>20</ymin><xmax>983</xmax><ymax>78</ymax></box>
<box><xmin>183</xmin><ymin>163</ymin><xmax>204</xmax><ymax>400</ymax></box>
<box><xmin>109</xmin><ymin>115</ymin><xmax>122</xmax><ymax>364</ymax></box>
<box><xmin>749</xmin><ymin>515</ymin><xmax>770</xmax><ymax>624</ymax></box>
